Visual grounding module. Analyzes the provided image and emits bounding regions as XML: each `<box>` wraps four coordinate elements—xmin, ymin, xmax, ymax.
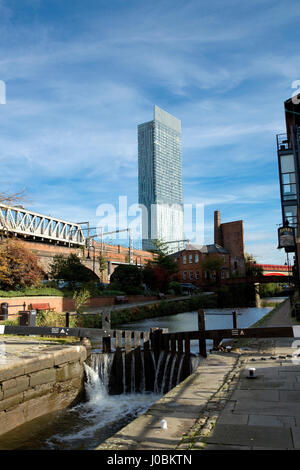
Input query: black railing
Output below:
<box><xmin>277</xmin><ymin>133</ymin><xmax>291</xmax><ymax>152</ymax></box>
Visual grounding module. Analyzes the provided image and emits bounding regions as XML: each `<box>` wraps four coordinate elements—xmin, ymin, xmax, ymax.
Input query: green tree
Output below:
<box><xmin>98</xmin><ymin>253</ymin><xmax>108</xmax><ymax>282</ymax></box>
<box><xmin>142</xmin><ymin>239</ymin><xmax>179</xmax><ymax>293</ymax></box>
<box><xmin>201</xmin><ymin>256</ymin><xmax>224</xmax><ymax>286</ymax></box>
<box><xmin>110</xmin><ymin>264</ymin><xmax>143</xmax><ymax>293</ymax></box>
<box><xmin>245</xmin><ymin>253</ymin><xmax>263</xmax><ymax>278</ymax></box>
<box><xmin>148</xmin><ymin>239</ymin><xmax>179</xmax><ymax>276</ymax></box>
<box><xmin>49</xmin><ymin>253</ymin><xmax>97</xmax><ymax>284</ymax></box>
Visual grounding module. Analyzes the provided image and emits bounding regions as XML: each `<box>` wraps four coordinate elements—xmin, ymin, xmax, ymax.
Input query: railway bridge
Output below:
<box><xmin>0</xmin><ymin>203</ymin><xmax>154</xmax><ymax>281</ymax></box>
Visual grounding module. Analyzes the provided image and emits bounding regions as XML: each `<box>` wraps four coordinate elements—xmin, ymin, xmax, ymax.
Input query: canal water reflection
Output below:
<box><xmin>120</xmin><ymin>303</ymin><xmax>276</xmax><ymax>353</ymax></box>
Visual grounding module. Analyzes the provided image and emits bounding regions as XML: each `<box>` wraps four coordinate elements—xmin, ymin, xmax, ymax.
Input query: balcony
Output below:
<box><xmin>277</xmin><ymin>133</ymin><xmax>291</xmax><ymax>152</ymax></box>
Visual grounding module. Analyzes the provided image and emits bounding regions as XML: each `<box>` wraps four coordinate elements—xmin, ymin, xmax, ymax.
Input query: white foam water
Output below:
<box><xmin>43</xmin><ymin>353</ymin><xmax>161</xmax><ymax>450</ymax></box>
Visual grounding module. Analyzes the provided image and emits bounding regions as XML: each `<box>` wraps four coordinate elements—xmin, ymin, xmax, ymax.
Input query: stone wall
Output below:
<box><xmin>0</xmin><ymin>343</ymin><xmax>88</xmax><ymax>437</ymax></box>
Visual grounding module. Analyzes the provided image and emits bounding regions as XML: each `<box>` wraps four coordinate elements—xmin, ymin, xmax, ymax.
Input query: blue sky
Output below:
<box><xmin>0</xmin><ymin>0</ymin><xmax>299</xmax><ymax>263</ymax></box>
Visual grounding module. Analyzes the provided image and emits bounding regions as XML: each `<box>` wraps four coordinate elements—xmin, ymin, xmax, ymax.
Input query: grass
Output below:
<box><xmin>0</xmin><ymin>287</ymin><xmax>127</xmax><ymax>298</ymax></box>
<box><xmin>0</xmin><ymin>287</ymin><xmax>72</xmax><ymax>297</ymax></box>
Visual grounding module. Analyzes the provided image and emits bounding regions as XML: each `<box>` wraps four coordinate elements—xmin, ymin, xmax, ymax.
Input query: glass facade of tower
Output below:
<box><xmin>138</xmin><ymin>106</ymin><xmax>184</xmax><ymax>252</ymax></box>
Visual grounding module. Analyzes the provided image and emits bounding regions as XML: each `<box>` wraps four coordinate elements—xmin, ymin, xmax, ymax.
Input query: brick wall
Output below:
<box><xmin>220</xmin><ymin>220</ymin><xmax>245</xmax><ymax>259</ymax></box>
<box><xmin>18</xmin><ymin>239</ymin><xmax>155</xmax><ymax>282</ymax></box>
<box><xmin>0</xmin><ymin>295</ymin><xmax>160</xmax><ymax>316</ymax></box>
<box><xmin>175</xmin><ymin>250</ymin><xmax>231</xmax><ymax>287</ymax></box>
<box><xmin>220</xmin><ymin>220</ymin><xmax>245</xmax><ymax>276</ymax></box>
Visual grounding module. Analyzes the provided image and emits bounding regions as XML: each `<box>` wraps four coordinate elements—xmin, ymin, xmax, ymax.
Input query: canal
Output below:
<box><xmin>0</xmin><ymin>303</ymin><xmax>277</xmax><ymax>450</ymax></box>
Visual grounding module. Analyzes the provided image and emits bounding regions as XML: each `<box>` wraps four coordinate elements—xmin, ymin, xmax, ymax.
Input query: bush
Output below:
<box><xmin>259</xmin><ymin>283</ymin><xmax>283</xmax><ymax>298</ymax></box>
<box><xmin>36</xmin><ymin>310</ymin><xmax>78</xmax><ymax>328</ymax></box>
<box><xmin>75</xmin><ymin>313</ymin><xmax>102</xmax><ymax>328</ymax></box>
<box><xmin>100</xmin><ymin>289</ymin><xmax>126</xmax><ymax>296</ymax></box>
<box><xmin>168</xmin><ymin>281</ymin><xmax>181</xmax><ymax>295</ymax></box>
<box><xmin>73</xmin><ymin>288</ymin><xmax>91</xmax><ymax>313</ymax></box>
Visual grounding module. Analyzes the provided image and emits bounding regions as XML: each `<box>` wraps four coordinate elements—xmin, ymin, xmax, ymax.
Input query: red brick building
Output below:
<box><xmin>173</xmin><ymin>242</ymin><xmax>231</xmax><ymax>286</ymax></box>
<box><xmin>172</xmin><ymin>211</ymin><xmax>246</xmax><ymax>287</ymax></box>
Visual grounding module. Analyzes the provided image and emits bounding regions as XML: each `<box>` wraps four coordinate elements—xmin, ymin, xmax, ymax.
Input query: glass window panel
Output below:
<box><xmin>282</xmin><ymin>173</ymin><xmax>296</xmax><ymax>184</ymax></box>
<box><xmin>283</xmin><ymin>183</ymin><xmax>297</xmax><ymax>196</ymax></box>
<box><xmin>280</xmin><ymin>154</ymin><xmax>295</xmax><ymax>173</ymax></box>
<box><xmin>284</xmin><ymin>206</ymin><xmax>297</xmax><ymax>217</ymax></box>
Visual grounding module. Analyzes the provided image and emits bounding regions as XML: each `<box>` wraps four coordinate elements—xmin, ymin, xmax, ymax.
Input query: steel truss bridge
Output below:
<box><xmin>0</xmin><ymin>204</ymin><xmax>85</xmax><ymax>246</ymax></box>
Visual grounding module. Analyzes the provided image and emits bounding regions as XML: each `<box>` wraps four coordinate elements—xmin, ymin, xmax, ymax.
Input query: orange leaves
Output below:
<box><xmin>0</xmin><ymin>238</ymin><xmax>44</xmax><ymax>290</ymax></box>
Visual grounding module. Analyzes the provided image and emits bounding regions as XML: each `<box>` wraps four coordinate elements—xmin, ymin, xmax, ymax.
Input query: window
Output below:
<box><xmin>189</xmin><ymin>271</ymin><xmax>193</xmax><ymax>280</ymax></box>
<box><xmin>284</xmin><ymin>205</ymin><xmax>297</xmax><ymax>227</ymax></box>
<box><xmin>195</xmin><ymin>253</ymin><xmax>199</xmax><ymax>263</ymax></box>
<box><xmin>183</xmin><ymin>255</ymin><xmax>186</xmax><ymax>264</ymax></box>
<box><xmin>196</xmin><ymin>270</ymin><xmax>199</xmax><ymax>280</ymax></box>
<box><xmin>280</xmin><ymin>154</ymin><xmax>297</xmax><ymax>201</ymax></box>
<box><xmin>189</xmin><ymin>254</ymin><xmax>193</xmax><ymax>264</ymax></box>
<box><xmin>183</xmin><ymin>271</ymin><xmax>187</xmax><ymax>280</ymax></box>
<box><xmin>282</xmin><ymin>173</ymin><xmax>296</xmax><ymax>200</ymax></box>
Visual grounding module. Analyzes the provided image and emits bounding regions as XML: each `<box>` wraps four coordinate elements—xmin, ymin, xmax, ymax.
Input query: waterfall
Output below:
<box><xmin>160</xmin><ymin>352</ymin><xmax>171</xmax><ymax>394</ymax></box>
<box><xmin>176</xmin><ymin>354</ymin><xmax>185</xmax><ymax>384</ymax></box>
<box><xmin>153</xmin><ymin>351</ymin><xmax>165</xmax><ymax>394</ymax></box>
<box><xmin>168</xmin><ymin>354</ymin><xmax>178</xmax><ymax>391</ymax></box>
<box><xmin>131</xmin><ymin>353</ymin><xmax>135</xmax><ymax>393</ymax></box>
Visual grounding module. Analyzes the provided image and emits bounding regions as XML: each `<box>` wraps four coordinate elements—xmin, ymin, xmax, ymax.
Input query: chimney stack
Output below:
<box><xmin>214</xmin><ymin>210</ymin><xmax>222</xmax><ymax>246</ymax></box>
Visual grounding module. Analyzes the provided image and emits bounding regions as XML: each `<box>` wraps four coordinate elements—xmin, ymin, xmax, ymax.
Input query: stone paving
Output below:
<box><xmin>186</xmin><ymin>298</ymin><xmax>300</xmax><ymax>450</ymax></box>
<box><xmin>197</xmin><ymin>338</ymin><xmax>300</xmax><ymax>450</ymax></box>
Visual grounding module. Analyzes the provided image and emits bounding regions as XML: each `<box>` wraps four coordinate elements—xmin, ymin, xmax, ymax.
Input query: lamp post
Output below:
<box><xmin>285</xmin><ymin>253</ymin><xmax>291</xmax><ymax>287</ymax></box>
<box><xmin>86</xmin><ymin>238</ymin><xmax>96</xmax><ymax>273</ymax></box>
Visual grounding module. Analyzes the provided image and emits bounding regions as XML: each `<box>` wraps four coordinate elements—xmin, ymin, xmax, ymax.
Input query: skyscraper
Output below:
<box><xmin>138</xmin><ymin>105</ymin><xmax>184</xmax><ymax>252</ymax></box>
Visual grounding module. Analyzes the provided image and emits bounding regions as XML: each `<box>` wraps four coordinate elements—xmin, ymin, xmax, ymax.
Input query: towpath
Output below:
<box><xmin>82</xmin><ymin>292</ymin><xmax>214</xmax><ymax>314</ymax></box>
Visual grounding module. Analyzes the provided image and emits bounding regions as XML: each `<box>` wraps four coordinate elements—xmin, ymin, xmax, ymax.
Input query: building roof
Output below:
<box><xmin>172</xmin><ymin>243</ymin><xmax>229</xmax><ymax>256</ymax></box>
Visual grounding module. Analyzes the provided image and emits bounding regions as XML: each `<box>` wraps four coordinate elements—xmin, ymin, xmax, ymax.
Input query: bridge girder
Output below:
<box><xmin>0</xmin><ymin>204</ymin><xmax>85</xmax><ymax>246</ymax></box>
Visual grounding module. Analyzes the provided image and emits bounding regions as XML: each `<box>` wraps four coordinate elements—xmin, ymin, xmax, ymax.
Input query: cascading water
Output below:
<box><xmin>36</xmin><ymin>352</ymin><xmax>161</xmax><ymax>450</ymax></box>
<box><xmin>0</xmin><ymin>349</ymin><xmax>202</xmax><ymax>450</ymax></box>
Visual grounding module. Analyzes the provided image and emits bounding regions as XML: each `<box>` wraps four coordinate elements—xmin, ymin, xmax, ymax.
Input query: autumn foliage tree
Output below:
<box><xmin>143</xmin><ymin>264</ymin><xmax>171</xmax><ymax>292</ymax></box>
<box><xmin>143</xmin><ymin>240</ymin><xmax>179</xmax><ymax>293</ymax></box>
<box><xmin>0</xmin><ymin>238</ymin><xmax>44</xmax><ymax>290</ymax></box>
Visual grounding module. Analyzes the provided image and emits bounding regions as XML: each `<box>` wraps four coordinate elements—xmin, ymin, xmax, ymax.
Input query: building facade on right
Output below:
<box><xmin>276</xmin><ymin>96</ymin><xmax>300</xmax><ymax>228</ymax></box>
<box><xmin>276</xmin><ymin>95</ymin><xmax>300</xmax><ymax>288</ymax></box>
